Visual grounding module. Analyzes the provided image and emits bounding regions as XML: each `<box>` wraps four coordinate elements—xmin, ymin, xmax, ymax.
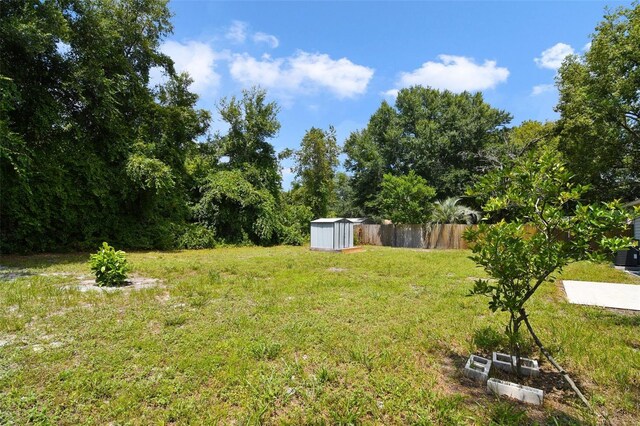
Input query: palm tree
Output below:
<box><xmin>431</xmin><ymin>197</ymin><xmax>482</xmax><ymax>224</ymax></box>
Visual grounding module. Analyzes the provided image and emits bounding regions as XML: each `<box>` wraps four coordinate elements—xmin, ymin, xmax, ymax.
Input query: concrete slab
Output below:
<box><xmin>563</xmin><ymin>280</ymin><xmax>640</xmax><ymax>311</ymax></box>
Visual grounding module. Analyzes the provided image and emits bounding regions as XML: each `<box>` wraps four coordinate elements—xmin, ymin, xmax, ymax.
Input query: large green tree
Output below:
<box><xmin>195</xmin><ymin>88</ymin><xmax>304</xmax><ymax>245</ymax></box>
<box><xmin>556</xmin><ymin>3</ymin><xmax>640</xmax><ymax>202</ymax></box>
<box><xmin>344</xmin><ymin>86</ymin><xmax>511</xmax><ymax>215</ymax></box>
<box><xmin>216</xmin><ymin>87</ymin><xmax>282</xmax><ymax>199</ymax></box>
<box><xmin>293</xmin><ymin>126</ymin><xmax>340</xmax><ymax>218</ymax></box>
<box><xmin>373</xmin><ymin>171</ymin><xmax>436</xmax><ymax>224</ymax></box>
<box><xmin>0</xmin><ymin>0</ymin><xmax>209</xmax><ymax>252</ymax></box>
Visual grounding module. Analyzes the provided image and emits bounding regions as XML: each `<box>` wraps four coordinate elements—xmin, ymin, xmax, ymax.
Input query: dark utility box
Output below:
<box><xmin>615</xmin><ymin>247</ymin><xmax>639</xmax><ymax>267</ymax></box>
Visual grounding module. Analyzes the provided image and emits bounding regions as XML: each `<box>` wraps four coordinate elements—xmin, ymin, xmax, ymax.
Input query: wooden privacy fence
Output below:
<box><xmin>354</xmin><ymin>223</ymin><xmax>632</xmax><ymax>250</ymax></box>
<box><xmin>354</xmin><ymin>224</ymin><xmax>475</xmax><ymax>249</ymax></box>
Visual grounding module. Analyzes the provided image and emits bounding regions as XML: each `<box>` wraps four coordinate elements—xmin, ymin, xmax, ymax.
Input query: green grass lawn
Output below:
<box><xmin>1</xmin><ymin>246</ymin><xmax>639</xmax><ymax>425</ymax></box>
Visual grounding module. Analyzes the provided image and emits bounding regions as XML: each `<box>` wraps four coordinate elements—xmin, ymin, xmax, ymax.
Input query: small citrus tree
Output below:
<box><xmin>89</xmin><ymin>242</ymin><xmax>130</xmax><ymax>287</ymax></box>
<box><xmin>465</xmin><ymin>149</ymin><xmax>635</xmax><ymax>405</ymax></box>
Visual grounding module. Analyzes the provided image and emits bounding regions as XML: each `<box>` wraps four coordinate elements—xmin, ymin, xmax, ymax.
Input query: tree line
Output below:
<box><xmin>1</xmin><ymin>0</ymin><xmax>638</xmax><ymax>253</ymax></box>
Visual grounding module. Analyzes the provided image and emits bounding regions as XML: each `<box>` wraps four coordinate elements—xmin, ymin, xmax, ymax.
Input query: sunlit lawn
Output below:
<box><xmin>1</xmin><ymin>246</ymin><xmax>638</xmax><ymax>425</ymax></box>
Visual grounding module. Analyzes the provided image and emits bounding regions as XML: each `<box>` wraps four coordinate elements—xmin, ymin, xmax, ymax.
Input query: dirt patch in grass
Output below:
<box><xmin>0</xmin><ymin>266</ymin><xmax>33</xmax><ymax>281</ymax></box>
<box><xmin>65</xmin><ymin>275</ymin><xmax>162</xmax><ymax>292</ymax></box>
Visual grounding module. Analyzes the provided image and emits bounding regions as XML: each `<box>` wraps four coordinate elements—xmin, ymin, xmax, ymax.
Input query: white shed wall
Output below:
<box><xmin>311</xmin><ymin>223</ymin><xmax>334</xmax><ymax>249</ymax></box>
<box><xmin>333</xmin><ymin>221</ymin><xmax>353</xmax><ymax>250</ymax></box>
<box><xmin>310</xmin><ymin>220</ymin><xmax>354</xmax><ymax>250</ymax></box>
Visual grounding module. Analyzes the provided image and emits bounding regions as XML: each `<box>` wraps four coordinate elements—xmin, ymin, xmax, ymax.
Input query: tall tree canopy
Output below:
<box><xmin>0</xmin><ymin>0</ymin><xmax>209</xmax><ymax>252</ymax></box>
<box><xmin>216</xmin><ymin>87</ymin><xmax>282</xmax><ymax>199</ymax></box>
<box><xmin>293</xmin><ymin>126</ymin><xmax>340</xmax><ymax>219</ymax></box>
<box><xmin>344</xmin><ymin>86</ymin><xmax>512</xmax><ymax>216</ymax></box>
<box><xmin>556</xmin><ymin>3</ymin><xmax>640</xmax><ymax>202</ymax></box>
<box><xmin>193</xmin><ymin>87</ymin><xmax>306</xmax><ymax>245</ymax></box>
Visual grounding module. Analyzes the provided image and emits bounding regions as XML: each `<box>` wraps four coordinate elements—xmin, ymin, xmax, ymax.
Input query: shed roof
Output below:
<box><xmin>347</xmin><ymin>217</ymin><xmax>370</xmax><ymax>223</ymax></box>
<box><xmin>311</xmin><ymin>218</ymin><xmax>349</xmax><ymax>223</ymax></box>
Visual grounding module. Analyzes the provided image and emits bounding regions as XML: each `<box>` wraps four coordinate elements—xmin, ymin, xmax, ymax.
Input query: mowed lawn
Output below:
<box><xmin>1</xmin><ymin>246</ymin><xmax>639</xmax><ymax>425</ymax></box>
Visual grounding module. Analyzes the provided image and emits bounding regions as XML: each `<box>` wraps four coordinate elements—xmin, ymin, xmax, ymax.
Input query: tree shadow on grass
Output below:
<box><xmin>0</xmin><ymin>253</ymin><xmax>89</xmax><ymax>269</ymax></box>
<box><xmin>583</xmin><ymin>308</ymin><xmax>640</xmax><ymax>327</ymax></box>
<box><xmin>1</xmin><ymin>249</ymin><xmax>197</xmax><ymax>274</ymax></box>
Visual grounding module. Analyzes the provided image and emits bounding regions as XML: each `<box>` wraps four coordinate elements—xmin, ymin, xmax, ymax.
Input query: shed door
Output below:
<box><xmin>311</xmin><ymin>223</ymin><xmax>334</xmax><ymax>249</ymax></box>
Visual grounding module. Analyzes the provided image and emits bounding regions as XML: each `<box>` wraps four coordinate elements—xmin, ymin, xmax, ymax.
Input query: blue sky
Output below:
<box><xmin>156</xmin><ymin>1</ymin><xmax>632</xmax><ymax>188</ymax></box>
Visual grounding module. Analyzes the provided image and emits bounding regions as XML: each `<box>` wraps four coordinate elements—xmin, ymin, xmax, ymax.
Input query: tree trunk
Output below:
<box><xmin>519</xmin><ymin>309</ymin><xmax>611</xmax><ymax>423</ymax></box>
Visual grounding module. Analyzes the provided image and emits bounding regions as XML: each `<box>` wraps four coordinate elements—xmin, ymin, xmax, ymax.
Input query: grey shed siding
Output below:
<box><xmin>634</xmin><ymin>217</ymin><xmax>640</xmax><ymax>240</ymax></box>
<box><xmin>310</xmin><ymin>218</ymin><xmax>354</xmax><ymax>250</ymax></box>
<box><xmin>311</xmin><ymin>223</ymin><xmax>334</xmax><ymax>250</ymax></box>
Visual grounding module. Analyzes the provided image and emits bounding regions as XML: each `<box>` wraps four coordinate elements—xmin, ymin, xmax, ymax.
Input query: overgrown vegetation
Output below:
<box><xmin>1</xmin><ymin>247</ymin><xmax>638</xmax><ymax>424</ymax></box>
<box><xmin>1</xmin><ymin>1</ymin><xmax>638</xmax><ymax>252</ymax></box>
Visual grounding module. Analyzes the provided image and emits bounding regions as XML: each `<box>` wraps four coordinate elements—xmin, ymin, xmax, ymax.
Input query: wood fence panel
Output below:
<box><xmin>394</xmin><ymin>224</ymin><xmax>422</xmax><ymax>248</ymax></box>
<box><xmin>380</xmin><ymin>224</ymin><xmax>394</xmax><ymax>246</ymax></box>
<box><xmin>354</xmin><ymin>222</ymin><xmax>632</xmax><ymax>250</ymax></box>
<box><xmin>355</xmin><ymin>223</ymin><xmax>475</xmax><ymax>250</ymax></box>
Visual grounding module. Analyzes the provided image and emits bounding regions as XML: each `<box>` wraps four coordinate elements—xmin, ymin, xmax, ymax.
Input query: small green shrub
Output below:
<box><xmin>89</xmin><ymin>242</ymin><xmax>130</xmax><ymax>287</ymax></box>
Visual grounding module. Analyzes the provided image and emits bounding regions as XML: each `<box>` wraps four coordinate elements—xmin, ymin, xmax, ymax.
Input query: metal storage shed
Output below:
<box><xmin>310</xmin><ymin>218</ymin><xmax>354</xmax><ymax>251</ymax></box>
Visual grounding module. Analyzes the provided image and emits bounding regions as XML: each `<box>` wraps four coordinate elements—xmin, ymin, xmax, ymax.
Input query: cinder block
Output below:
<box><xmin>487</xmin><ymin>378</ymin><xmax>544</xmax><ymax>405</ymax></box>
<box><xmin>492</xmin><ymin>352</ymin><xmax>540</xmax><ymax>377</ymax></box>
<box><xmin>463</xmin><ymin>355</ymin><xmax>491</xmax><ymax>383</ymax></box>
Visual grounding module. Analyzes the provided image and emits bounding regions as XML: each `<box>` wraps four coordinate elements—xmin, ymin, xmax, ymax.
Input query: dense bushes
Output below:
<box><xmin>175</xmin><ymin>224</ymin><xmax>217</xmax><ymax>250</ymax></box>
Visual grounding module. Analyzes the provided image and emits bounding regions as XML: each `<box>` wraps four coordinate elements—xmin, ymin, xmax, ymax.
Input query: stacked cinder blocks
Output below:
<box><xmin>463</xmin><ymin>352</ymin><xmax>544</xmax><ymax>405</ymax></box>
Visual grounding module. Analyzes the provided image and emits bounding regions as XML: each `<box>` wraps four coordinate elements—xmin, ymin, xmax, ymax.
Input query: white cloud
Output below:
<box><xmin>253</xmin><ymin>32</ymin><xmax>279</xmax><ymax>48</ymax></box>
<box><xmin>382</xmin><ymin>89</ymin><xmax>399</xmax><ymax>99</ymax></box>
<box><xmin>583</xmin><ymin>42</ymin><xmax>592</xmax><ymax>52</ymax></box>
<box><xmin>534</xmin><ymin>43</ymin><xmax>575</xmax><ymax>70</ymax></box>
<box><xmin>158</xmin><ymin>40</ymin><xmax>220</xmax><ymax>96</ymax></box>
<box><xmin>229</xmin><ymin>51</ymin><xmax>374</xmax><ymax>99</ymax></box>
<box><xmin>386</xmin><ymin>55</ymin><xmax>509</xmax><ymax>94</ymax></box>
<box><xmin>531</xmin><ymin>84</ymin><xmax>555</xmax><ymax>96</ymax></box>
<box><xmin>226</xmin><ymin>21</ymin><xmax>248</xmax><ymax>44</ymax></box>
